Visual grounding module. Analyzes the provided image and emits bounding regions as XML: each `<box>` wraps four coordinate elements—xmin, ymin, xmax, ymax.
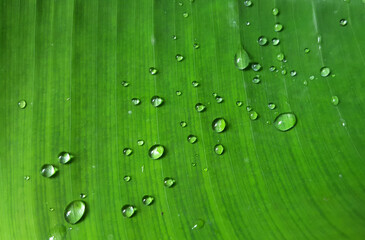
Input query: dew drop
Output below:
<box><xmin>123</xmin><ymin>176</ymin><xmax>131</xmax><ymax>182</ymax></box>
<box><xmin>172</xmin><ymin>35</ymin><xmax>177</xmax><ymax>40</ymax></box>
<box><xmin>215</xmin><ymin>96</ymin><xmax>224</xmax><ymax>103</ymax></box>
<box><xmin>137</xmin><ymin>140</ymin><xmax>145</xmax><ymax>146</ymax></box>
<box><xmin>149</xmin><ymin>67</ymin><xmax>158</xmax><ymax>75</ymax></box>
<box><xmin>234</xmin><ymin>46</ymin><xmax>250</xmax><ymax>70</ymax></box>
<box><xmin>80</xmin><ymin>193</ymin><xmax>87</xmax><ymax>199</ymax></box>
<box><xmin>58</xmin><ymin>152</ymin><xmax>73</xmax><ymax>164</ymax></box>
<box><xmin>214</xmin><ymin>144</ymin><xmax>224</xmax><ymax>155</ymax></box>
<box><xmin>212</xmin><ymin>118</ymin><xmax>227</xmax><ymax>133</ymax></box>
<box><xmin>249</xmin><ymin>111</ymin><xmax>258</xmax><ymax>120</ymax></box>
<box><xmin>304</xmin><ymin>48</ymin><xmax>310</xmax><ymax>54</ymax></box>
<box><xmin>193</xmin><ymin>43</ymin><xmax>200</xmax><ymax>49</ymax></box>
<box><xmin>24</xmin><ymin>176</ymin><xmax>30</xmax><ymax>181</ymax></box>
<box><xmin>281</xmin><ymin>69</ymin><xmax>287</xmax><ymax>75</ymax></box>
<box><xmin>272</xmin><ymin>38</ymin><xmax>280</xmax><ymax>46</ymax></box>
<box><xmin>180</xmin><ymin>121</ymin><xmax>187</xmax><ymax>128</ymax></box>
<box><xmin>191</xmin><ymin>162</ymin><xmax>197</xmax><ymax>167</ymax></box>
<box><xmin>268</xmin><ymin>103</ymin><xmax>276</xmax><ymax>110</ymax></box>
<box><xmin>142</xmin><ymin>195</ymin><xmax>154</xmax><ymax>206</ymax></box>
<box><xmin>331</xmin><ymin>96</ymin><xmax>339</xmax><ymax>106</ymax></box>
<box><xmin>269</xmin><ymin>66</ymin><xmax>276</xmax><ymax>72</ymax></box>
<box><xmin>276</xmin><ymin>53</ymin><xmax>285</xmax><ymax>61</ymax></box>
<box><xmin>246</xmin><ymin>106</ymin><xmax>253</xmax><ymax>112</ymax></box>
<box><xmin>290</xmin><ymin>70</ymin><xmax>297</xmax><ymax>77</ymax></box>
<box><xmin>192</xmin><ymin>81</ymin><xmax>200</xmax><ymax>87</ymax></box>
<box><xmin>123</xmin><ymin>148</ymin><xmax>133</xmax><ymax>156</ymax></box>
<box><xmin>251</xmin><ymin>63</ymin><xmax>262</xmax><ymax>72</ymax></box>
<box><xmin>64</xmin><ymin>200</ymin><xmax>86</xmax><ymax>224</ymax></box>
<box><xmin>176</xmin><ymin>54</ymin><xmax>184</xmax><ymax>62</ymax></box>
<box><xmin>183</xmin><ymin>12</ymin><xmax>189</xmax><ymax>18</ymax></box>
<box><xmin>191</xmin><ymin>219</ymin><xmax>205</xmax><ymax>230</ymax></box>
<box><xmin>272</xmin><ymin>8</ymin><xmax>279</xmax><ymax>16</ymax></box>
<box><xmin>274</xmin><ymin>23</ymin><xmax>283</xmax><ymax>32</ymax></box>
<box><xmin>340</xmin><ymin>19</ymin><xmax>348</xmax><ymax>26</ymax></box>
<box><xmin>236</xmin><ymin>101</ymin><xmax>243</xmax><ymax>107</ymax></box>
<box><xmin>121</xmin><ymin>205</ymin><xmax>137</xmax><ymax>218</ymax></box>
<box><xmin>176</xmin><ymin>90</ymin><xmax>182</xmax><ymax>96</ymax></box>
<box><xmin>148</xmin><ymin>144</ymin><xmax>165</xmax><ymax>160</ymax></box>
<box><xmin>164</xmin><ymin>177</ymin><xmax>176</xmax><ymax>188</ymax></box>
<box><xmin>151</xmin><ymin>96</ymin><xmax>164</xmax><ymax>107</ymax></box>
<box><xmin>131</xmin><ymin>98</ymin><xmax>141</xmax><ymax>105</ymax></box>
<box><xmin>41</xmin><ymin>164</ymin><xmax>58</xmax><ymax>178</ymax></box>
<box><xmin>18</xmin><ymin>100</ymin><xmax>27</xmax><ymax>109</ymax></box>
<box><xmin>258</xmin><ymin>36</ymin><xmax>268</xmax><ymax>46</ymax></box>
<box><xmin>187</xmin><ymin>135</ymin><xmax>198</xmax><ymax>144</ymax></box>
<box><xmin>320</xmin><ymin>67</ymin><xmax>331</xmax><ymax>77</ymax></box>
<box><xmin>273</xmin><ymin>113</ymin><xmax>297</xmax><ymax>131</ymax></box>
<box><xmin>195</xmin><ymin>103</ymin><xmax>206</xmax><ymax>112</ymax></box>
<box><xmin>244</xmin><ymin>0</ymin><xmax>252</xmax><ymax>7</ymax></box>
<box><xmin>121</xmin><ymin>81</ymin><xmax>129</xmax><ymax>87</ymax></box>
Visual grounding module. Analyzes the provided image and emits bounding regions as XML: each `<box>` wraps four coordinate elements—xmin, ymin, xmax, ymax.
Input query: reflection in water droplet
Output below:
<box><xmin>41</xmin><ymin>164</ymin><xmax>58</xmax><ymax>178</ymax></box>
<box><xmin>64</xmin><ymin>200</ymin><xmax>86</xmax><ymax>224</ymax></box>
<box><xmin>191</xmin><ymin>219</ymin><xmax>205</xmax><ymax>230</ymax></box>
<box><xmin>320</xmin><ymin>67</ymin><xmax>331</xmax><ymax>77</ymax></box>
<box><xmin>212</xmin><ymin>118</ymin><xmax>227</xmax><ymax>133</ymax></box>
<box><xmin>164</xmin><ymin>177</ymin><xmax>176</xmax><ymax>188</ymax></box>
<box><xmin>151</xmin><ymin>96</ymin><xmax>164</xmax><ymax>107</ymax></box>
<box><xmin>331</xmin><ymin>96</ymin><xmax>339</xmax><ymax>106</ymax></box>
<box><xmin>121</xmin><ymin>205</ymin><xmax>137</xmax><ymax>218</ymax></box>
<box><xmin>149</xmin><ymin>67</ymin><xmax>158</xmax><ymax>75</ymax></box>
<box><xmin>214</xmin><ymin>144</ymin><xmax>224</xmax><ymax>155</ymax></box>
<box><xmin>18</xmin><ymin>100</ymin><xmax>27</xmax><ymax>109</ymax></box>
<box><xmin>142</xmin><ymin>195</ymin><xmax>154</xmax><ymax>206</ymax></box>
<box><xmin>58</xmin><ymin>152</ymin><xmax>73</xmax><ymax>164</ymax></box>
<box><xmin>274</xmin><ymin>113</ymin><xmax>297</xmax><ymax>131</ymax></box>
<box><xmin>180</xmin><ymin>121</ymin><xmax>187</xmax><ymax>128</ymax></box>
<box><xmin>123</xmin><ymin>148</ymin><xmax>133</xmax><ymax>156</ymax></box>
<box><xmin>195</xmin><ymin>103</ymin><xmax>206</xmax><ymax>112</ymax></box>
<box><xmin>234</xmin><ymin>46</ymin><xmax>250</xmax><ymax>70</ymax></box>
<box><xmin>149</xmin><ymin>145</ymin><xmax>165</xmax><ymax>159</ymax></box>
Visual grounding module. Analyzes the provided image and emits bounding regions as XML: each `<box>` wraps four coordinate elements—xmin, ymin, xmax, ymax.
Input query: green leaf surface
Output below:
<box><xmin>1</xmin><ymin>0</ymin><xmax>365</xmax><ymax>239</ymax></box>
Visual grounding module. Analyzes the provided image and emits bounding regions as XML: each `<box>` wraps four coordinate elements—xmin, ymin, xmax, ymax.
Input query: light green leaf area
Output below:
<box><xmin>1</xmin><ymin>0</ymin><xmax>365</xmax><ymax>239</ymax></box>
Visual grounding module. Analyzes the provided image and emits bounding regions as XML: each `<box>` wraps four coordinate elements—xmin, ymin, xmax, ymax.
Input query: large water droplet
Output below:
<box><xmin>234</xmin><ymin>46</ymin><xmax>250</xmax><ymax>70</ymax></box>
<box><xmin>41</xmin><ymin>164</ymin><xmax>58</xmax><ymax>178</ymax></box>
<box><xmin>142</xmin><ymin>195</ymin><xmax>154</xmax><ymax>206</ymax></box>
<box><xmin>58</xmin><ymin>152</ymin><xmax>73</xmax><ymax>164</ymax></box>
<box><xmin>187</xmin><ymin>135</ymin><xmax>198</xmax><ymax>144</ymax></box>
<box><xmin>123</xmin><ymin>148</ymin><xmax>133</xmax><ymax>156</ymax></box>
<box><xmin>212</xmin><ymin>118</ymin><xmax>227</xmax><ymax>133</ymax></box>
<box><xmin>195</xmin><ymin>103</ymin><xmax>206</xmax><ymax>112</ymax></box>
<box><xmin>274</xmin><ymin>113</ymin><xmax>297</xmax><ymax>131</ymax></box>
<box><xmin>191</xmin><ymin>219</ymin><xmax>205</xmax><ymax>230</ymax></box>
<box><xmin>151</xmin><ymin>96</ymin><xmax>164</xmax><ymax>107</ymax></box>
<box><xmin>18</xmin><ymin>100</ymin><xmax>27</xmax><ymax>109</ymax></box>
<box><xmin>214</xmin><ymin>144</ymin><xmax>224</xmax><ymax>155</ymax></box>
<box><xmin>331</xmin><ymin>96</ymin><xmax>339</xmax><ymax>105</ymax></box>
<box><xmin>176</xmin><ymin>54</ymin><xmax>184</xmax><ymax>62</ymax></box>
<box><xmin>48</xmin><ymin>224</ymin><xmax>67</xmax><ymax>240</ymax></box>
<box><xmin>258</xmin><ymin>36</ymin><xmax>268</xmax><ymax>46</ymax></box>
<box><xmin>164</xmin><ymin>177</ymin><xmax>176</xmax><ymax>187</ymax></box>
<box><xmin>149</xmin><ymin>144</ymin><xmax>165</xmax><ymax>159</ymax></box>
<box><xmin>121</xmin><ymin>205</ymin><xmax>137</xmax><ymax>218</ymax></box>
<box><xmin>64</xmin><ymin>200</ymin><xmax>86</xmax><ymax>224</ymax></box>
<box><xmin>320</xmin><ymin>67</ymin><xmax>331</xmax><ymax>77</ymax></box>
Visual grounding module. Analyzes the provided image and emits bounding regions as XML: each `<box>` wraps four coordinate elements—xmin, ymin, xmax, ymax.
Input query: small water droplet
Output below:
<box><xmin>121</xmin><ymin>205</ymin><xmax>137</xmax><ymax>218</ymax></box>
<box><xmin>269</xmin><ymin>66</ymin><xmax>276</xmax><ymax>72</ymax></box>
<box><xmin>123</xmin><ymin>176</ymin><xmax>131</xmax><ymax>182</ymax></box>
<box><xmin>214</xmin><ymin>144</ymin><xmax>224</xmax><ymax>155</ymax></box>
<box><xmin>80</xmin><ymin>193</ymin><xmax>87</xmax><ymax>199</ymax></box>
<box><xmin>276</xmin><ymin>53</ymin><xmax>285</xmax><ymax>61</ymax></box>
<box><xmin>251</xmin><ymin>63</ymin><xmax>262</xmax><ymax>72</ymax></box>
<box><xmin>236</xmin><ymin>101</ymin><xmax>243</xmax><ymax>107</ymax></box>
<box><xmin>121</xmin><ymin>81</ymin><xmax>129</xmax><ymax>87</ymax></box>
<box><xmin>187</xmin><ymin>135</ymin><xmax>198</xmax><ymax>144</ymax></box>
<box><xmin>176</xmin><ymin>54</ymin><xmax>184</xmax><ymax>62</ymax></box>
<box><xmin>212</xmin><ymin>118</ymin><xmax>227</xmax><ymax>133</ymax></box>
<box><xmin>274</xmin><ymin>23</ymin><xmax>283</xmax><ymax>32</ymax></box>
<box><xmin>272</xmin><ymin>8</ymin><xmax>279</xmax><ymax>16</ymax></box>
<box><xmin>258</xmin><ymin>36</ymin><xmax>268</xmax><ymax>46</ymax></box>
<box><xmin>123</xmin><ymin>148</ymin><xmax>133</xmax><ymax>156</ymax></box>
<box><xmin>290</xmin><ymin>70</ymin><xmax>297</xmax><ymax>77</ymax></box>
<box><xmin>49</xmin><ymin>207</ymin><xmax>55</xmax><ymax>212</ymax></box>
<box><xmin>18</xmin><ymin>100</ymin><xmax>27</xmax><ymax>109</ymax></box>
<box><xmin>195</xmin><ymin>103</ymin><xmax>206</xmax><ymax>112</ymax></box>
<box><xmin>48</xmin><ymin>224</ymin><xmax>67</xmax><ymax>240</ymax></box>
<box><xmin>149</xmin><ymin>67</ymin><xmax>158</xmax><ymax>75</ymax></box>
<box><xmin>340</xmin><ymin>19</ymin><xmax>348</xmax><ymax>26</ymax></box>
<box><xmin>331</xmin><ymin>96</ymin><xmax>339</xmax><ymax>105</ymax></box>
<box><xmin>176</xmin><ymin>90</ymin><xmax>182</xmax><ymax>96</ymax></box>
<box><xmin>64</xmin><ymin>200</ymin><xmax>86</xmax><ymax>224</ymax></box>
<box><xmin>183</xmin><ymin>12</ymin><xmax>189</xmax><ymax>18</ymax></box>
<box><xmin>172</xmin><ymin>35</ymin><xmax>177</xmax><ymax>40</ymax></box>
<box><xmin>215</xmin><ymin>96</ymin><xmax>224</xmax><ymax>103</ymax></box>
<box><xmin>178</xmin><ymin>1</ymin><xmax>183</xmax><ymax>6</ymax></box>
<box><xmin>281</xmin><ymin>69</ymin><xmax>287</xmax><ymax>75</ymax></box>
<box><xmin>149</xmin><ymin>144</ymin><xmax>165</xmax><ymax>160</ymax></box>
<box><xmin>249</xmin><ymin>111</ymin><xmax>258</xmax><ymax>120</ymax></box>
<box><xmin>24</xmin><ymin>176</ymin><xmax>30</xmax><ymax>181</ymax></box>
<box><xmin>142</xmin><ymin>195</ymin><xmax>154</xmax><ymax>206</ymax></box>
<box><xmin>212</xmin><ymin>93</ymin><xmax>218</xmax><ymax>97</ymax></box>
<box><xmin>151</xmin><ymin>96</ymin><xmax>164</xmax><ymax>107</ymax></box>
<box><xmin>234</xmin><ymin>46</ymin><xmax>250</xmax><ymax>70</ymax></box>
<box><xmin>268</xmin><ymin>103</ymin><xmax>276</xmax><ymax>110</ymax></box>
<box><xmin>246</xmin><ymin>21</ymin><xmax>251</xmax><ymax>26</ymax></box>
<box><xmin>304</xmin><ymin>48</ymin><xmax>310</xmax><ymax>54</ymax></box>
<box><xmin>164</xmin><ymin>177</ymin><xmax>176</xmax><ymax>188</ymax></box>
<box><xmin>244</xmin><ymin>0</ymin><xmax>252</xmax><ymax>7</ymax></box>
<box><xmin>131</xmin><ymin>98</ymin><xmax>141</xmax><ymax>105</ymax></box>
<box><xmin>193</xmin><ymin>43</ymin><xmax>200</xmax><ymax>49</ymax></box>
<box><xmin>191</xmin><ymin>219</ymin><xmax>205</xmax><ymax>230</ymax></box>
<box><xmin>320</xmin><ymin>67</ymin><xmax>331</xmax><ymax>77</ymax></box>
<box><xmin>309</xmin><ymin>75</ymin><xmax>315</xmax><ymax>80</ymax></box>
<box><xmin>180</xmin><ymin>121</ymin><xmax>187</xmax><ymax>128</ymax></box>
<box><xmin>58</xmin><ymin>152</ymin><xmax>73</xmax><ymax>164</ymax></box>
<box><xmin>303</xmin><ymin>80</ymin><xmax>308</xmax><ymax>86</ymax></box>
<box><xmin>274</xmin><ymin>113</ymin><xmax>297</xmax><ymax>131</ymax></box>
<box><xmin>41</xmin><ymin>164</ymin><xmax>58</xmax><ymax>178</ymax></box>
<box><xmin>192</xmin><ymin>81</ymin><xmax>200</xmax><ymax>87</ymax></box>
<box><xmin>272</xmin><ymin>38</ymin><xmax>280</xmax><ymax>46</ymax></box>
<box><xmin>137</xmin><ymin>140</ymin><xmax>145</xmax><ymax>146</ymax></box>
<box><xmin>246</xmin><ymin>106</ymin><xmax>253</xmax><ymax>112</ymax></box>
<box><xmin>191</xmin><ymin>162</ymin><xmax>196</xmax><ymax>167</ymax></box>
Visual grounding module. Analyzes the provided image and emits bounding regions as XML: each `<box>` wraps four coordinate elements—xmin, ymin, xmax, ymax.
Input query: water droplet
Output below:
<box><xmin>272</xmin><ymin>8</ymin><xmax>279</xmax><ymax>16</ymax></box>
<box><xmin>18</xmin><ymin>100</ymin><xmax>27</xmax><ymax>109</ymax></box>
<box><xmin>340</xmin><ymin>19</ymin><xmax>348</xmax><ymax>26</ymax></box>
<box><xmin>64</xmin><ymin>200</ymin><xmax>86</xmax><ymax>224</ymax></box>
<box><xmin>320</xmin><ymin>67</ymin><xmax>331</xmax><ymax>77</ymax></box>
<box><xmin>121</xmin><ymin>81</ymin><xmax>129</xmax><ymax>87</ymax></box>
<box><xmin>234</xmin><ymin>46</ymin><xmax>250</xmax><ymax>70</ymax></box>
<box><xmin>123</xmin><ymin>176</ymin><xmax>131</xmax><ymax>182</ymax></box>
<box><xmin>193</xmin><ymin>43</ymin><xmax>200</xmax><ymax>49</ymax></box>
<box><xmin>176</xmin><ymin>54</ymin><xmax>184</xmax><ymax>62</ymax></box>
<box><xmin>273</xmin><ymin>113</ymin><xmax>297</xmax><ymax>131</ymax></box>
<box><xmin>304</xmin><ymin>48</ymin><xmax>310</xmax><ymax>54</ymax></box>
<box><xmin>41</xmin><ymin>164</ymin><xmax>58</xmax><ymax>178</ymax></box>
<box><xmin>212</xmin><ymin>93</ymin><xmax>218</xmax><ymax>97</ymax></box>
<box><xmin>191</xmin><ymin>162</ymin><xmax>196</xmax><ymax>167</ymax></box>
<box><xmin>290</xmin><ymin>70</ymin><xmax>297</xmax><ymax>77</ymax></box>
<box><xmin>121</xmin><ymin>205</ymin><xmax>137</xmax><ymax>218</ymax></box>
<box><xmin>142</xmin><ymin>195</ymin><xmax>154</xmax><ymax>206</ymax></box>
<box><xmin>149</xmin><ymin>144</ymin><xmax>165</xmax><ymax>160</ymax></box>
<box><xmin>172</xmin><ymin>35</ymin><xmax>177</xmax><ymax>40</ymax></box>
<box><xmin>183</xmin><ymin>12</ymin><xmax>189</xmax><ymax>18</ymax></box>
<box><xmin>123</xmin><ymin>148</ymin><xmax>133</xmax><ymax>156</ymax></box>
<box><xmin>236</xmin><ymin>101</ymin><xmax>243</xmax><ymax>107</ymax></box>
<box><xmin>192</xmin><ymin>81</ymin><xmax>200</xmax><ymax>87</ymax></box>
<box><xmin>215</xmin><ymin>96</ymin><xmax>224</xmax><ymax>103</ymax></box>
<box><xmin>80</xmin><ymin>193</ymin><xmax>87</xmax><ymax>199</ymax></box>
<box><xmin>246</xmin><ymin>106</ymin><xmax>253</xmax><ymax>112</ymax></box>
<box><xmin>48</xmin><ymin>225</ymin><xmax>67</xmax><ymax>240</ymax></box>
<box><xmin>131</xmin><ymin>98</ymin><xmax>141</xmax><ymax>105</ymax></box>
<box><xmin>269</xmin><ymin>66</ymin><xmax>276</xmax><ymax>72</ymax></box>
<box><xmin>272</xmin><ymin>38</ymin><xmax>280</xmax><ymax>46</ymax></box>
<box><xmin>49</xmin><ymin>208</ymin><xmax>55</xmax><ymax>212</ymax></box>
<box><xmin>246</xmin><ymin>21</ymin><xmax>251</xmax><ymax>26</ymax></box>
<box><xmin>276</xmin><ymin>53</ymin><xmax>285</xmax><ymax>61</ymax></box>
<box><xmin>258</xmin><ymin>36</ymin><xmax>268</xmax><ymax>46</ymax></box>
<box><xmin>309</xmin><ymin>75</ymin><xmax>315</xmax><ymax>80</ymax></box>
<box><xmin>180</xmin><ymin>121</ymin><xmax>187</xmax><ymax>128</ymax></box>
<box><xmin>303</xmin><ymin>80</ymin><xmax>308</xmax><ymax>86</ymax></box>
<box><xmin>151</xmin><ymin>96</ymin><xmax>164</xmax><ymax>107</ymax></box>
<box><xmin>251</xmin><ymin>63</ymin><xmax>262</xmax><ymax>72</ymax></box>
<box><xmin>331</xmin><ymin>96</ymin><xmax>339</xmax><ymax>105</ymax></box>
<box><xmin>176</xmin><ymin>90</ymin><xmax>182</xmax><ymax>96</ymax></box>
<box><xmin>24</xmin><ymin>176</ymin><xmax>30</xmax><ymax>181</ymax></box>
<box><xmin>58</xmin><ymin>152</ymin><xmax>73</xmax><ymax>164</ymax></box>
<box><xmin>249</xmin><ymin>111</ymin><xmax>258</xmax><ymax>120</ymax></box>
<box><xmin>212</xmin><ymin>118</ymin><xmax>227</xmax><ymax>133</ymax></box>
<box><xmin>178</xmin><ymin>1</ymin><xmax>183</xmax><ymax>6</ymax></box>
<box><xmin>195</xmin><ymin>103</ymin><xmax>206</xmax><ymax>112</ymax></box>
<box><xmin>149</xmin><ymin>67</ymin><xmax>158</xmax><ymax>75</ymax></box>
<box><xmin>281</xmin><ymin>69</ymin><xmax>287</xmax><ymax>75</ymax></box>
<box><xmin>268</xmin><ymin>103</ymin><xmax>276</xmax><ymax>110</ymax></box>
<box><xmin>191</xmin><ymin>219</ymin><xmax>205</xmax><ymax>230</ymax></box>
<box><xmin>187</xmin><ymin>135</ymin><xmax>198</xmax><ymax>144</ymax></box>
<box><xmin>274</xmin><ymin>23</ymin><xmax>283</xmax><ymax>32</ymax></box>
<box><xmin>244</xmin><ymin>0</ymin><xmax>252</xmax><ymax>7</ymax></box>
<box><xmin>203</xmin><ymin>168</ymin><xmax>208</xmax><ymax>172</ymax></box>
<box><xmin>164</xmin><ymin>177</ymin><xmax>176</xmax><ymax>188</ymax></box>
<box><xmin>214</xmin><ymin>144</ymin><xmax>224</xmax><ymax>155</ymax></box>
